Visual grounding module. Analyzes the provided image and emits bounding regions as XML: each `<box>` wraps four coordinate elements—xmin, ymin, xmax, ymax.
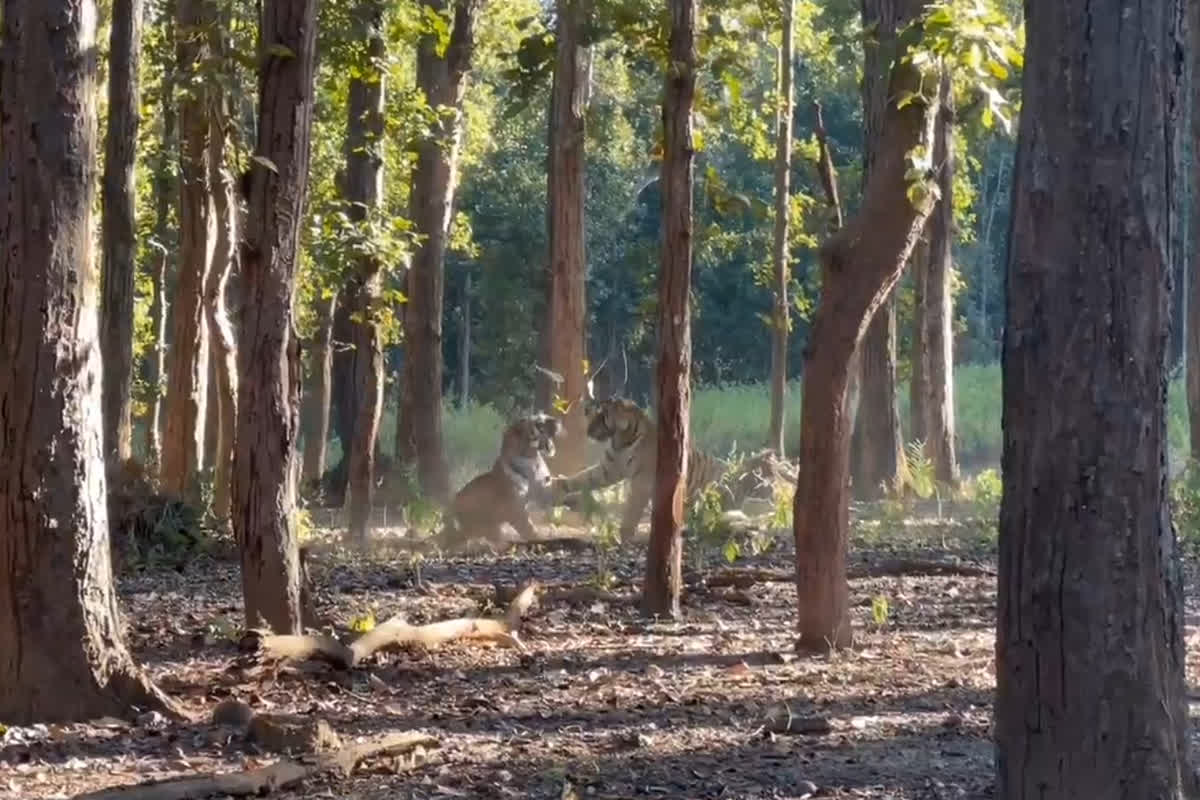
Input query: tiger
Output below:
<box><xmin>437</xmin><ymin>413</ymin><xmax>562</xmax><ymax>551</ymax></box>
<box><xmin>547</xmin><ymin>396</ymin><xmax>792</xmax><ymax>543</ymax></box>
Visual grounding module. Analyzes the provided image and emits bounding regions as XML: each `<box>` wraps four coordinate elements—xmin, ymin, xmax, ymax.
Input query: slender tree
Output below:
<box><xmin>344</xmin><ymin>0</ymin><xmax>388</xmax><ymax>543</ymax></box>
<box><xmin>995</xmin><ymin>0</ymin><xmax>1192</xmax><ymax>794</ymax></box>
<box><xmin>234</xmin><ymin>0</ymin><xmax>319</xmax><ymax>633</ymax></box>
<box><xmin>766</xmin><ymin>0</ymin><xmax>795</xmax><ymax>457</ymax></box>
<box><xmin>162</xmin><ymin>0</ymin><xmax>215</xmax><ymax>500</ymax></box>
<box><xmin>301</xmin><ymin>292</ymin><xmax>337</xmax><ymax>489</ymax></box>
<box><xmin>0</xmin><ymin>0</ymin><xmax>178</xmax><ymax>723</ymax></box>
<box><xmin>908</xmin><ymin>232</ymin><xmax>930</xmax><ymax>444</ymax></box>
<box><xmin>99</xmin><ymin>0</ymin><xmax>145</xmax><ymax>472</ymax></box>
<box><xmin>396</xmin><ymin>0</ymin><xmax>482</xmax><ymax>503</ymax></box>
<box><xmin>540</xmin><ymin>0</ymin><xmax>592</xmax><ymax>473</ymax></box>
<box><xmin>642</xmin><ymin>0</ymin><xmax>697</xmax><ymax>619</ymax></box>
<box><xmin>791</xmin><ymin>0</ymin><xmax>935</xmax><ymax>650</ymax></box>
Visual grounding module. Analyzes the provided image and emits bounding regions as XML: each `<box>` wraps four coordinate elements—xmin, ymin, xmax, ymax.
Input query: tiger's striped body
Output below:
<box><xmin>548</xmin><ymin>396</ymin><xmax>741</xmax><ymax>542</ymax></box>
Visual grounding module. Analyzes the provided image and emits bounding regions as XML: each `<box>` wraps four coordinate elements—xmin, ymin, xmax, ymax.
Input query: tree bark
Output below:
<box><xmin>0</xmin><ymin>0</ymin><xmax>178</xmax><ymax>724</ymax></box>
<box><xmin>995</xmin><ymin>0</ymin><xmax>1192</xmax><ymax>795</ymax></box>
<box><xmin>99</xmin><ymin>0</ymin><xmax>145</xmax><ymax>473</ymax></box>
<box><xmin>397</xmin><ymin>0</ymin><xmax>481</xmax><ymax>504</ymax></box>
<box><xmin>791</xmin><ymin>0</ymin><xmax>935</xmax><ymax>652</ymax></box>
<box><xmin>908</xmin><ymin>230</ymin><xmax>930</xmax><ymax>444</ymax></box>
<box><xmin>329</xmin><ymin>291</ymin><xmax>356</xmax><ymax>502</ymax></box>
<box><xmin>205</xmin><ymin>84</ymin><xmax>239</xmax><ymax>523</ymax></box>
<box><xmin>923</xmin><ymin>68</ymin><xmax>958</xmax><ymax>486</ymax></box>
<box><xmin>642</xmin><ymin>0</ymin><xmax>697</xmax><ymax>620</ymax></box>
<box><xmin>459</xmin><ymin>273</ymin><xmax>471</xmax><ymax>407</ymax></box>
<box><xmin>162</xmin><ymin>0</ymin><xmax>214</xmax><ymax>501</ymax></box>
<box><xmin>301</xmin><ymin>291</ymin><xmax>337</xmax><ymax>489</ymax></box>
<box><xmin>766</xmin><ymin>0</ymin><xmax>795</xmax><ymax>458</ymax></box>
<box><xmin>1189</xmin><ymin>0</ymin><xmax>1200</xmax><ymax>462</ymax></box>
<box><xmin>234</xmin><ymin>0</ymin><xmax>318</xmax><ymax>634</ymax></box>
<box><xmin>344</xmin><ymin>0</ymin><xmax>387</xmax><ymax>544</ymax></box>
<box><xmin>542</xmin><ymin>0</ymin><xmax>592</xmax><ymax>474</ymax></box>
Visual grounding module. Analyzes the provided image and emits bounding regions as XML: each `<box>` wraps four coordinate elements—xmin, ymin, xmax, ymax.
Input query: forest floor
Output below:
<box><xmin>5</xmin><ymin>505</ymin><xmax>1200</xmax><ymax>800</ymax></box>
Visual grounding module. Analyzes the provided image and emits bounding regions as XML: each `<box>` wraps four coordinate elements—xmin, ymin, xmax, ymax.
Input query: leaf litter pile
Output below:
<box><xmin>5</xmin><ymin>505</ymin><xmax>1200</xmax><ymax>800</ymax></box>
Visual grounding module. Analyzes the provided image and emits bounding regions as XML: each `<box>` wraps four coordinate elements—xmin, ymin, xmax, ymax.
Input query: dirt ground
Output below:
<box><xmin>4</xmin><ymin>508</ymin><xmax>1200</xmax><ymax>800</ymax></box>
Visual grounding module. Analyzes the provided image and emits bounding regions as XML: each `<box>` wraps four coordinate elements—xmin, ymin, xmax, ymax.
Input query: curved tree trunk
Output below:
<box><xmin>994</xmin><ymin>0</ymin><xmax>1192</xmax><ymax>794</ymax></box>
<box><xmin>397</xmin><ymin>0</ymin><xmax>481</xmax><ymax>504</ymax></box>
<box><xmin>792</xmin><ymin>0</ymin><xmax>935</xmax><ymax>652</ymax></box>
<box><xmin>642</xmin><ymin>0</ymin><xmax>697</xmax><ymax>620</ymax></box>
<box><xmin>542</xmin><ymin>0</ymin><xmax>592</xmax><ymax>474</ymax></box>
<box><xmin>301</xmin><ymin>291</ymin><xmax>337</xmax><ymax>490</ymax></box>
<box><xmin>0</xmin><ymin>0</ymin><xmax>178</xmax><ymax>724</ymax></box>
<box><xmin>344</xmin><ymin>0</ymin><xmax>387</xmax><ymax>544</ymax></box>
<box><xmin>924</xmin><ymin>68</ymin><xmax>958</xmax><ymax>486</ymax></box>
<box><xmin>162</xmin><ymin>0</ymin><xmax>215</xmax><ymax>501</ymax></box>
<box><xmin>100</xmin><ymin>0</ymin><xmax>145</xmax><ymax>472</ymax></box>
<box><xmin>234</xmin><ymin>0</ymin><xmax>318</xmax><ymax>633</ymax></box>
<box><xmin>766</xmin><ymin>0</ymin><xmax>795</xmax><ymax>458</ymax></box>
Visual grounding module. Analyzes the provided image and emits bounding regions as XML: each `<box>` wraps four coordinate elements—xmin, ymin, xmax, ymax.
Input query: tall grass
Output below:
<box><xmin>339</xmin><ymin>362</ymin><xmax>1191</xmax><ymax>492</ymax></box>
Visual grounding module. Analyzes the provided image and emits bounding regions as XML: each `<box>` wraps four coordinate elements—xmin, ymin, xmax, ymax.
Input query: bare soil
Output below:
<box><xmin>4</xmin><ymin>508</ymin><xmax>1199</xmax><ymax>800</ymax></box>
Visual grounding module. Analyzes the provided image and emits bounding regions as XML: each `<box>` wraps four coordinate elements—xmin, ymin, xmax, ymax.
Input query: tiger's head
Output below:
<box><xmin>499</xmin><ymin>417</ymin><xmax>553</xmax><ymax>494</ymax></box>
<box><xmin>584</xmin><ymin>396</ymin><xmax>645</xmax><ymax>450</ymax></box>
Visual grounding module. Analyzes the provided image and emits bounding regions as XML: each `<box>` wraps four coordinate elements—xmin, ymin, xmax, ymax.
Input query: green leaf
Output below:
<box><xmin>984</xmin><ymin>59</ymin><xmax>1009</xmax><ymax>81</ymax></box>
<box><xmin>266</xmin><ymin>43</ymin><xmax>296</xmax><ymax>59</ymax></box>
<box><xmin>251</xmin><ymin>154</ymin><xmax>279</xmax><ymax>174</ymax></box>
<box><xmin>895</xmin><ymin>89</ymin><xmax>919</xmax><ymax>110</ymax></box>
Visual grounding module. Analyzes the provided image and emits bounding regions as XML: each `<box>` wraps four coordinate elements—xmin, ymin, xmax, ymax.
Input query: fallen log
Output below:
<box><xmin>695</xmin><ymin>559</ymin><xmax>995</xmax><ymax>590</ymax></box>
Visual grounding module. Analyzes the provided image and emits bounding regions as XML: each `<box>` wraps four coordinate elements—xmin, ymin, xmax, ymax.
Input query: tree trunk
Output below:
<box><xmin>642</xmin><ymin>0</ymin><xmax>697</xmax><ymax>620</ymax></box>
<box><xmin>147</xmin><ymin>246</ymin><xmax>170</xmax><ymax>475</ymax></box>
<box><xmin>99</xmin><ymin>0</ymin><xmax>145</xmax><ymax>472</ymax></box>
<box><xmin>1189</xmin><ymin>0</ymin><xmax>1200</xmax><ymax>462</ymax></box>
<box><xmin>994</xmin><ymin>1</ymin><xmax>1192</xmax><ymax>794</ymax></box>
<box><xmin>0</xmin><ymin>0</ymin><xmax>178</xmax><ymax>724</ymax></box>
<box><xmin>329</xmin><ymin>292</ymin><xmax>356</xmax><ymax>502</ymax></box>
<box><xmin>923</xmin><ymin>68</ymin><xmax>958</xmax><ymax>486</ymax></box>
<box><xmin>234</xmin><ymin>0</ymin><xmax>318</xmax><ymax>634</ymax></box>
<box><xmin>459</xmin><ymin>273</ymin><xmax>471</xmax><ymax>407</ymax></box>
<box><xmin>792</xmin><ymin>0</ymin><xmax>935</xmax><ymax>652</ymax></box>
<box><xmin>397</xmin><ymin>0</ymin><xmax>481</xmax><ymax>504</ymax></box>
<box><xmin>301</xmin><ymin>291</ymin><xmax>337</xmax><ymax>489</ymax></box>
<box><xmin>850</xmin><ymin>296</ymin><xmax>903</xmax><ymax>499</ymax></box>
<box><xmin>766</xmin><ymin>0</ymin><xmax>794</xmax><ymax>458</ymax></box>
<box><xmin>162</xmin><ymin>0</ymin><xmax>214</xmax><ymax>501</ymax></box>
<box><xmin>908</xmin><ymin>231</ymin><xmax>929</xmax><ymax>444</ymax></box>
<box><xmin>542</xmin><ymin>0</ymin><xmax>591</xmax><ymax>474</ymax></box>
<box><xmin>344</xmin><ymin>0</ymin><xmax>387</xmax><ymax>544</ymax></box>
<box><xmin>205</xmin><ymin>78</ymin><xmax>239</xmax><ymax>523</ymax></box>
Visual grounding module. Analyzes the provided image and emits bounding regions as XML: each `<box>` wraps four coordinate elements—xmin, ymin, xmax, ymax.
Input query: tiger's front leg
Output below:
<box><xmin>618</xmin><ymin>483</ymin><xmax>653</xmax><ymax>544</ymax></box>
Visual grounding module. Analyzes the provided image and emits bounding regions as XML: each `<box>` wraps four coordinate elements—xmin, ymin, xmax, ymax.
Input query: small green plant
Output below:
<box><xmin>1169</xmin><ymin>460</ymin><xmax>1200</xmax><ymax>555</ymax></box>
<box><xmin>293</xmin><ymin>506</ymin><xmax>315</xmax><ymax>543</ymax></box>
<box><xmin>687</xmin><ymin>482</ymin><xmax>730</xmax><ymax>571</ymax></box>
<box><xmin>871</xmin><ymin>595</ymin><xmax>890</xmax><ymax>628</ymax></box>
<box><xmin>903</xmin><ymin>439</ymin><xmax>936</xmax><ymax>500</ymax></box>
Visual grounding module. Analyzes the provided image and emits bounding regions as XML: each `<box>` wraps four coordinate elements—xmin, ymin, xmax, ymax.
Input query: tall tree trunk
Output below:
<box><xmin>994</xmin><ymin>0</ymin><xmax>1192</xmax><ymax>794</ymax></box>
<box><xmin>459</xmin><ymin>273</ymin><xmax>471</xmax><ymax>407</ymax></box>
<box><xmin>301</xmin><ymin>291</ymin><xmax>337</xmax><ymax>490</ymax></box>
<box><xmin>0</xmin><ymin>0</ymin><xmax>178</xmax><ymax>724</ymax></box>
<box><xmin>234</xmin><ymin>0</ymin><xmax>318</xmax><ymax>633</ymax></box>
<box><xmin>206</xmin><ymin>78</ymin><xmax>239</xmax><ymax>523</ymax></box>
<box><xmin>908</xmin><ymin>231</ymin><xmax>930</xmax><ymax>444</ymax></box>
<box><xmin>147</xmin><ymin>246</ymin><xmax>170</xmax><ymax>474</ymax></box>
<box><xmin>329</xmin><ymin>293</ymin><xmax>356</xmax><ymax>502</ymax></box>
<box><xmin>848</xmin><ymin>0</ymin><xmax>908</xmax><ymax>501</ymax></box>
<box><xmin>766</xmin><ymin>0</ymin><xmax>794</xmax><ymax>457</ymax></box>
<box><xmin>100</xmin><ymin>0</ymin><xmax>145</xmax><ymax>472</ymax></box>
<box><xmin>162</xmin><ymin>0</ymin><xmax>214</xmax><ymax>501</ymax></box>
<box><xmin>1189</xmin><ymin>0</ymin><xmax>1200</xmax><ymax>462</ymax></box>
<box><xmin>791</xmin><ymin>0</ymin><xmax>935</xmax><ymax>652</ymax></box>
<box><xmin>542</xmin><ymin>0</ymin><xmax>591</xmax><ymax>474</ymax></box>
<box><xmin>344</xmin><ymin>0</ymin><xmax>387</xmax><ymax>544</ymax></box>
<box><xmin>397</xmin><ymin>0</ymin><xmax>481</xmax><ymax>504</ymax></box>
<box><xmin>924</xmin><ymin>68</ymin><xmax>958</xmax><ymax>486</ymax></box>
<box><xmin>642</xmin><ymin>0</ymin><xmax>697</xmax><ymax>620</ymax></box>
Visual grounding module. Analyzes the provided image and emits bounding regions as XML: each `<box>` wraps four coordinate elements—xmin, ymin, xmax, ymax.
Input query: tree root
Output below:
<box><xmin>242</xmin><ymin>581</ymin><xmax>538</xmax><ymax>669</ymax></box>
<box><xmin>70</xmin><ymin>731</ymin><xmax>439</xmax><ymax>800</ymax></box>
<box><xmin>694</xmin><ymin>558</ymin><xmax>995</xmax><ymax>590</ymax></box>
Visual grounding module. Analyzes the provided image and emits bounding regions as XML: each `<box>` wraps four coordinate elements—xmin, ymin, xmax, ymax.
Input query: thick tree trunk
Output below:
<box><xmin>99</xmin><ymin>0</ymin><xmax>145</xmax><ymax>472</ymax></box>
<box><xmin>924</xmin><ymin>69</ymin><xmax>958</xmax><ymax>486</ymax></box>
<box><xmin>1190</xmin><ymin>0</ymin><xmax>1200</xmax><ymax>462</ymax></box>
<box><xmin>766</xmin><ymin>0</ymin><xmax>794</xmax><ymax>458</ymax></box>
<box><xmin>542</xmin><ymin>0</ymin><xmax>591</xmax><ymax>474</ymax></box>
<box><xmin>397</xmin><ymin>0</ymin><xmax>480</xmax><ymax>504</ymax></box>
<box><xmin>908</xmin><ymin>231</ymin><xmax>930</xmax><ymax>444</ymax></box>
<box><xmin>850</xmin><ymin>297</ymin><xmax>903</xmax><ymax>499</ymax></box>
<box><xmin>792</xmin><ymin>0</ymin><xmax>934</xmax><ymax>652</ymax></box>
<box><xmin>0</xmin><ymin>0</ymin><xmax>177</xmax><ymax>724</ymax></box>
<box><xmin>301</xmin><ymin>292</ymin><xmax>337</xmax><ymax>489</ymax></box>
<box><xmin>642</xmin><ymin>0</ymin><xmax>697</xmax><ymax>620</ymax></box>
<box><xmin>162</xmin><ymin>0</ymin><xmax>214</xmax><ymax>501</ymax></box>
<box><xmin>994</xmin><ymin>1</ymin><xmax>1192</xmax><ymax>795</ymax></box>
<box><xmin>206</xmin><ymin>91</ymin><xmax>239</xmax><ymax>523</ymax></box>
<box><xmin>344</xmin><ymin>0</ymin><xmax>387</xmax><ymax>544</ymax></box>
<box><xmin>234</xmin><ymin>0</ymin><xmax>318</xmax><ymax>633</ymax></box>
